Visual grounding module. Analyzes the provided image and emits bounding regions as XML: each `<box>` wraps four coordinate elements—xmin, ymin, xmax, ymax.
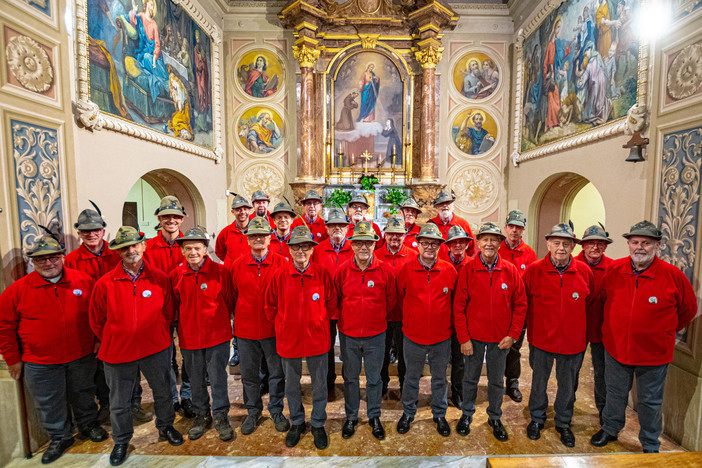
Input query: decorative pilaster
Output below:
<box><xmin>293</xmin><ymin>42</ymin><xmax>321</xmax><ymax>181</ymax></box>
<box><xmin>415</xmin><ymin>44</ymin><xmax>443</xmax><ymax>182</ymax></box>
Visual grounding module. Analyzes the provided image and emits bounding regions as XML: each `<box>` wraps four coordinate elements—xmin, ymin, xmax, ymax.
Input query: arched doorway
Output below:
<box><xmin>530</xmin><ymin>172</ymin><xmax>606</xmax><ymax>258</ymax></box>
<box><xmin>122</xmin><ymin>169</ymin><xmax>205</xmax><ymax>238</ymax></box>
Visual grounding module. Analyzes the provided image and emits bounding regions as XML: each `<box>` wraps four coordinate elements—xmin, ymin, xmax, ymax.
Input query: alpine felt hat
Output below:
<box><xmin>348</xmin><ymin>221</ymin><xmax>380</xmax><ymax>242</ymax></box>
<box><xmin>109</xmin><ymin>226</ymin><xmax>146</xmax><ymax>250</ymax></box>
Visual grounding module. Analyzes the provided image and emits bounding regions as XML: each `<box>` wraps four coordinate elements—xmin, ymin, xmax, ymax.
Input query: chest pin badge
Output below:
<box><xmin>572</xmin><ymin>292</ymin><xmax>579</xmax><ymax>300</ymax></box>
<box><xmin>312</xmin><ymin>293</ymin><xmax>320</xmax><ymax>301</ymax></box>
<box><xmin>649</xmin><ymin>296</ymin><xmax>658</xmax><ymax>304</ymax></box>
<box><xmin>443</xmin><ymin>287</ymin><xmax>449</xmax><ymax>294</ymax></box>
<box><xmin>413</xmin><ymin>241</ymin><xmax>418</xmax><ymax>247</ymax></box>
<box><xmin>501</xmin><ymin>283</ymin><xmax>508</xmax><ymax>290</ymax></box>
<box><xmin>201</xmin><ymin>283</ymin><xmax>207</xmax><ymax>290</ymax></box>
<box><xmin>367</xmin><ymin>280</ymin><xmax>375</xmax><ymax>288</ymax></box>
<box><xmin>521</xmin><ymin>264</ymin><xmax>526</xmax><ymax>270</ymax></box>
<box><xmin>143</xmin><ymin>290</ymin><xmax>152</xmax><ymax>298</ymax></box>
<box><xmin>73</xmin><ymin>289</ymin><xmax>83</xmax><ymax>296</ymax></box>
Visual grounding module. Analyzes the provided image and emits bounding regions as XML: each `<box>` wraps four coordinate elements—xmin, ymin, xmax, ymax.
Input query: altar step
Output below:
<box><xmin>487</xmin><ymin>452</ymin><xmax>702</xmax><ymax>468</ymax></box>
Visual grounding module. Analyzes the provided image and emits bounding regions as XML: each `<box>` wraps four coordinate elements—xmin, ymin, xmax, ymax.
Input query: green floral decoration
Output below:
<box><xmin>359</xmin><ymin>174</ymin><xmax>379</xmax><ymax>191</ymax></box>
<box><xmin>385</xmin><ymin>187</ymin><xmax>408</xmax><ymax>214</ymax></box>
<box><xmin>324</xmin><ymin>188</ymin><xmax>351</xmax><ymax>208</ymax></box>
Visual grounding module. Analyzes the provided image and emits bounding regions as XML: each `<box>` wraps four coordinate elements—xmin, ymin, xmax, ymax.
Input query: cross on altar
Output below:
<box><xmin>360</xmin><ymin>150</ymin><xmax>373</xmax><ymax>173</ymax></box>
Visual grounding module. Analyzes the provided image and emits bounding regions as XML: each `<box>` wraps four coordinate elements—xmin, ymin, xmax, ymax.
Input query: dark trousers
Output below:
<box><xmin>505</xmin><ymin>328</ymin><xmax>526</xmax><ymax>389</ymax></box>
<box><xmin>181</xmin><ymin>340</ymin><xmax>230</xmax><ymax>418</ymax></box>
<box><xmin>24</xmin><ymin>353</ymin><xmax>99</xmax><ymax>441</ymax></box>
<box><xmin>461</xmin><ymin>340</ymin><xmax>509</xmax><ymax>421</ymax></box>
<box><xmin>590</xmin><ymin>342</ymin><xmax>607</xmax><ymax>420</ymax></box>
<box><xmin>327</xmin><ymin>319</ymin><xmax>338</xmax><ymax>389</ymax></box>
<box><xmin>528</xmin><ymin>344</ymin><xmax>584</xmax><ymax>428</ymax></box>
<box><xmin>95</xmin><ymin>359</ymin><xmax>110</xmax><ymax>406</ymax></box>
<box><xmin>104</xmin><ymin>347</ymin><xmax>175</xmax><ymax>444</ymax></box>
<box><xmin>381</xmin><ymin>321</ymin><xmax>406</xmax><ymax>392</ymax></box>
<box><xmin>402</xmin><ymin>336</ymin><xmax>450</xmax><ymax>418</ymax></box>
<box><xmin>450</xmin><ymin>332</ymin><xmax>464</xmax><ymax>397</ymax></box>
<box><xmin>282</xmin><ymin>353</ymin><xmax>328</xmax><ymax>428</ymax></box>
<box><xmin>602</xmin><ymin>350</ymin><xmax>669</xmax><ymax>452</ymax></box>
<box><xmin>238</xmin><ymin>336</ymin><xmax>285</xmax><ymax>416</ymax></box>
<box><xmin>168</xmin><ymin>341</ymin><xmax>191</xmax><ymax>402</ymax></box>
<box><xmin>340</xmin><ymin>331</ymin><xmax>385</xmax><ymax>420</ymax></box>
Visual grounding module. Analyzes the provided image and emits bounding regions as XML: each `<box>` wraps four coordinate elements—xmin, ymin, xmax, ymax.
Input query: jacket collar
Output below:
<box><xmin>112</xmin><ymin>259</ymin><xmax>157</xmax><ymax>281</ymax></box>
<box><xmin>383</xmin><ymin>243</ymin><xmax>411</xmax><ymax>257</ymax></box>
<box><xmin>351</xmin><ymin>255</ymin><xmax>377</xmax><ymax>272</ymax></box>
<box><xmin>289</xmin><ymin>260</ymin><xmax>314</xmax><ymax>277</ymax></box>
<box><xmin>576</xmin><ymin>252</ymin><xmax>610</xmax><ymax>271</ymax></box>
<box><xmin>154</xmin><ymin>231</ymin><xmax>183</xmax><ymax>247</ymax></box>
<box><xmin>245</xmin><ymin>250</ymin><xmax>274</xmax><ymax>266</ymax></box>
<box><xmin>544</xmin><ymin>254</ymin><xmax>575</xmax><ymax>274</ymax></box>
<box><xmin>182</xmin><ymin>256</ymin><xmax>214</xmax><ymax>275</ymax></box>
<box><xmin>27</xmin><ymin>269</ymin><xmax>71</xmax><ymax>288</ymax></box>
<box><xmin>626</xmin><ymin>255</ymin><xmax>659</xmax><ymax>278</ymax></box>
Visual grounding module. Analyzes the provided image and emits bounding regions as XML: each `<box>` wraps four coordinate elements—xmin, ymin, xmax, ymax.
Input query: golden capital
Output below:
<box><xmin>414</xmin><ymin>46</ymin><xmax>444</xmax><ymax>69</ymax></box>
<box><xmin>293</xmin><ymin>44</ymin><xmax>321</xmax><ymax>68</ymax></box>
<box><xmin>359</xmin><ymin>34</ymin><xmax>380</xmax><ymax>49</ymax></box>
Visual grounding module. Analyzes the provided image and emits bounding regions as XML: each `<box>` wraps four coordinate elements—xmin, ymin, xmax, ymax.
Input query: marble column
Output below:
<box><xmin>415</xmin><ymin>45</ymin><xmax>444</xmax><ymax>182</ymax></box>
<box><xmin>293</xmin><ymin>44</ymin><xmax>320</xmax><ymax>181</ymax></box>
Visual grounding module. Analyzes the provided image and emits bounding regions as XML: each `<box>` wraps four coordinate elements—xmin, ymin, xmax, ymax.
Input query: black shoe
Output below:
<box><xmin>556</xmin><ymin>426</ymin><xmax>576</xmax><ymax>447</ymax></box>
<box><xmin>109</xmin><ymin>443</ymin><xmax>128</xmax><ymax>466</ymax></box>
<box><xmin>81</xmin><ymin>423</ymin><xmax>108</xmax><ymax>442</ymax></box>
<box><xmin>131</xmin><ymin>405</ymin><xmax>153</xmax><ymax>423</ymax></box>
<box><xmin>456</xmin><ymin>415</ymin><xmax>471</xmax><ymax>436</ymax></box>
<box><xmin>229</xmin><ymin>348</ymin><xmax>239</xmax><ymax>367</ymax></box>
<box><xmin>643</xmin><ymin>449</ymin><xmax>659</xmax><ymax>453</ymax></box>
<box><xmin>590</xmin><ymin>429</ymin><xmax>618</xmax><ymax>447</ymax></box>
<box><xmin>369</xmin><ymin>417</ymin><xmax>385</xmax><ymax>440</ymax></box>
<box><xmin>271</xmin><ymin>412</ymin><xmax>290</xmax><ymax>432</ymax></box>
<box><xmin>389</xmin><ymin>348</ymin><xmax>398</xmax><ymax>364</ymax></box>
<box><xmin>433</xmin><ymin>417</ymin><xmax>451</xmax><ymax>437</ymax></box>
<box><xmin>41</xmin><ymin>438</ymin><xmax>74</xmax><ymax>464</ymax></box>
<box><xmin>188</xmin><ymin>414</ymin><xmax>212</xmax><ymax>440</ymax></box>
<box><xmin>180</xmin><ymin>398</ymin><xmax>196</xmax><ymax>418</ymax></box>
<box><xmin>311</xmin><ymin>426</ymin><xmax>328</xmax><ymax>449</ymax></box>
<box><xmin>341</xmin><ymin>419</ymin><xmax>358</xmax><ymax>439</ymax></box>
<box><xmin>396</xmin><ymin>413</ymin><xmax>413</xmax><ymax>434</ymax></box>
<box><xmin>489</xmin><ymin>419</ymin><xmax>508</xmax><ymax>442</ymax></box>
<box><xmin>527</xmin><ymin>421</ymin><xmax>544</xmax><ymax>440</ymax></box>
<box><xmin>241</xmin><ymin>413</ymin><xmax>261</xmax><ymax>435</ymax></box>
<box><xmin>506</xmin><ymin>387</ymin><xmax>523</xmax><ymax>402</ymax></box>
<box><xmin>450</xmin><ymin>392</ymin><xmax>463</xmax><ymax>408</ymax></box>
<box><xmin>213</xmin><ymin>413</ymin><xmax>235</xmax><ymax>441</ymax></box>
<box><xmin>158</xmin><ymin>425</ymin><xmax>184</xmax><ymax>446</ymax></box>
<box><xmin>285</xmin><ymin>423</ymin><xmax>305</xmax><ymax>447</ymax></box>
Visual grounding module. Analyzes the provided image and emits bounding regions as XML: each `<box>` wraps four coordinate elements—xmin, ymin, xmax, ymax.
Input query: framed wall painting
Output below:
<box><xmin>451</xmin><ymin>107</ymin><xmax>499</xmax><ymax>156</ymax></box>
<box><xmin>235</xmin><ymin>48</ymin><xmax>284</xmax><ymax>99</ymax></box>
<box><xmin>74</xmin><ymin>0</ymin><xmax>223</xmax><ymax>161</ymax></box>
<box><xmin>512</xmin><ymin>0</ymin><xmax>649</xmax><ymax>165</ymax></box>
<box><xmin>236</xmin><ymin>105</ymin><xmax>285</xmax><ymax>156</ymax></box>
<box><xmin>451</xmin><ymin>51</ymin><xmax>501</xmax><ymax>101</ymax></box>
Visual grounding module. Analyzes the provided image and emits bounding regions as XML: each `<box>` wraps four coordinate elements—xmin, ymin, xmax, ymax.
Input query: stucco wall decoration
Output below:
<box><xmin>452</xmin><ymin>51</ymin><xmax>500</xmax><ymax>101</ymax></box>
<box><xmin>10</xmin><ymin>119</ymin><xmax>65</xmax><ymax>253</ymax></box>
<box><xmin>666</xmin><ymin>41</ymin><xmax>702</xmax><ymax>102</ymax></box>
<box><xmin>658</xmin><ymin>126</ymin><xmax>702</xmax><ymax>284</ymax></box>
<box><xmin>512</xmin><ymin>0</ymin><xmax>649</xmax><ymax>165</ymax></box>
<box><xmin>74</xmin><ymin>0</ymin><xmax>223</xmax><ymax>162</ymax></box>
<box><xmin>4</xmin><ymin>31</ymin><xmax>54</xmax><ymax>95</ymax></box>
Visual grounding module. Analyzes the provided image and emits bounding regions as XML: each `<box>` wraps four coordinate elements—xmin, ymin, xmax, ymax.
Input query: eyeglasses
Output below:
<box><xmin>353</xmin><ymin>241</ymin><xmax>375</xmax><ymax>248</ymax></box>
<box><xmin>419</xmin><ymin>241</ymin><xmax>441</xmax><ymax>249</ymax></box>
<box><xmin>33</xmin><ymin>255</ymin><xmax>63</xmax><ymax>264</ymax></box>
<box><xmin>289</xmin><ymin>244</ymin><xmax>313</xmax><ymax>252</ymax></box>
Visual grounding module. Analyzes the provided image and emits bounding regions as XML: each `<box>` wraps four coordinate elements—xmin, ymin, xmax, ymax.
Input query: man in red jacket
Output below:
<box><xmin>290</xmin><ymin>190</ymin><xmax>328</xmax><ymax>242</ymax></box>
<box><xmin>499</xmin><ymin>209</ymin><xmax>537</xmax><ymax>403</ymax></box>
<box><xmin>0</xmin><ymin>236</ymin><xmax>108</xmax><ymax>464</ymax></box>
<box><xmin>335</xmin><ymin>221</ymin><xmax>397</xmax><ymax>440</ymax></box>
<box><xmin>399</xmin><ymin>197</ymin><xmax>422</xmax><ymax>251</ymax></box>
<box><xmin>454</xmin><ymin>222</ymin><xmax>527</xmax><ymax>442</ymax></box>
<box><xmin>249</xmin><ymin>190</ymin><xmax>276</xmax><ymax>229</ymax></box>
<box><xmin>396</xmin><ymin>223</ymin><xmax>458</xmax><ymax>437</ymax></box>
<box><xmin>438</xmin><ymin>225</ymin><xmax>472</xmax><ymax>409</ymax></box>
<box><xmin>430</xmin><ymin>190</ymin><xmax>476</xmax><ymax>257</ymax></box>
<box><xmin>376</xmin><ymin>215</ymin><xmax>414</xmax><ymax>396</ymax></box>
<box><xmin>171</xmin><ymin>227</ymin><xmax>234</xmax><ymax>442</ymax></box>
<box><xmin>314</xmin><ymin>207</ymin><xmax>353</xmax><ymax>400</ymax></box>
<box><xmin>215</xmin><ymin>194</ymin><xmax>253</xmax><ymax>267</ymax></box>
<box><xmin>347</xmin><ymin>193</ymin><xmax>384</xmax><ymax>248</ymax></box>
<box><xmin>231</xmin><ymin>217</ymin><xmax>290</xmax><ymax>436</ymax></box>
<box><xmin>524</xmin><ymin>222</ymin><xmax>594</xmax><ymax>448</ymax></box>
<box><xmin>64</xmin><ymin>203</ymin><xmax>121</xmax><ymax>423</ymax></box>
<box><xmin>90</xmin><ymin>226</ymin><xmax>183</xmax><ymax>466</ymax></box>
<box><xmin>270</xmin><ymin>200</ymin><xmax>295</xmax><ymax>261</ymax></box>
<box><xmin>144</xmin><ymin>195</ymin><xmax>193</xmax><ymax>418</ymax></box>
<box><xmin>591</xmin><ymin>221</ymin><xmax>697</xmax><ymax>453</ymax></box>
<box><xmin>576</xmin><ymin>223</ymin><xmax>613</xmax><ymax>423</ymax></box>
<box><xmin>265</xmin><ymin>226</ymin><xmax>337</xmax><ymax>450</ymax></box>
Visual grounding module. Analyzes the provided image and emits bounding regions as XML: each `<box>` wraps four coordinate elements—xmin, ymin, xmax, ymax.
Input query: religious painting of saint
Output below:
<box><xmin>452</xmin><ymin>51</ymin><xmax>501</xmax><ymax>100</ymax></box>
<box><xmin>237</xmin><ymin>107</ymin><xmax>284</xmax><ymax>154</ymax></box>
<box><xmin>519</xmin><ymin>0</ymin><xmax>640</xmax><ymax>152</ymax></box>
<box><xmin>332</xmin><ymin>50</ymin><xmax>405</xmax><ymax>168</ymax></box>
<box><xmin>236</xmin><ymin>49</ymin><xmax>283</xmax><ymax>98</ymax></box>
<box><xmin>86</xmin><ymin>0</ymin><xmax>214</xmax><ymax>147</ymax></box>
<box><xmin>451</xmin><ymin>108</ymin><xmax>498</xmax><ymax>156</ymax></box>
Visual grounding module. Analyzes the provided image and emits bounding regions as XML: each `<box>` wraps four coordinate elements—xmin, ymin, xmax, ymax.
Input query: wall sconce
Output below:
<box><xmin>623</xmin><ymin>131</ymin><xmax>649</xmax><ymax>163</ymax></box>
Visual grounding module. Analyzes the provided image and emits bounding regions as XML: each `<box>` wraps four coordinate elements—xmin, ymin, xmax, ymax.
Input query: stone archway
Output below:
<box><xmin>530</xmin><ymin>172</ymin><xmax>606</xmax><ymax>258</ymax></box>
<box><xmin>123</xmin><ymin>169</ymin><xmax>205</xmax><ymax>237</ymax></box>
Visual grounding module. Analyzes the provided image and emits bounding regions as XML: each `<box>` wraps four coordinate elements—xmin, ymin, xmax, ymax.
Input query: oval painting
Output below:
<box><xmin>451</xmin><ymin>108</ymin><xmax>498</xmax><ymax>156</ymax></box>
<box><xmin>236</xmin><ymin>49</ymin><xmax>284</xmax><ymax>98</ymax></box>
<box><xmin>237</xmin><ymin>107</ymin><xmax>284</xmax><ymax>154</ymax></box>
<box><xmin>452</xmin><ymin>51</ymin><xmax>500</xmax><ymax>100</ymax></box>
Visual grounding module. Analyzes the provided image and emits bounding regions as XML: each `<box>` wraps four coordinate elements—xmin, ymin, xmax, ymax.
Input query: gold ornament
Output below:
<box><xmin>414</xmin><ymin>46</ymin><xmax>444</xmax><ymax>69</ymax></box>
<box><xmin>293</xmin><ymin>44</ymin><xmax>321</xmax><ymax>68</ymax></box>
<box><xmin>359</xmin><ymin>34</ymin><xmax>380</xmax><ymax>49</ymax></box>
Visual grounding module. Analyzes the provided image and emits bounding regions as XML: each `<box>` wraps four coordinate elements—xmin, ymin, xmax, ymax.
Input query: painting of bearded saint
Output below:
<box><xmin>333</xmin><ymin>51</ymin><xmax>404</xmax><ymax>168</ymax></box>
<box><xmin>236</xmin><ymin>50</ymin><xmax>282</xmax><ymax>98</ymax></box>
<box><xmin>237</xmin><ymin>107</ymin><xmax>284</xmax><ymax>154</ymax></box>
<box><xmin>452</xmin><ymin>108</ymin><xmax>498</xmax><ymax>156</ymax></box>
